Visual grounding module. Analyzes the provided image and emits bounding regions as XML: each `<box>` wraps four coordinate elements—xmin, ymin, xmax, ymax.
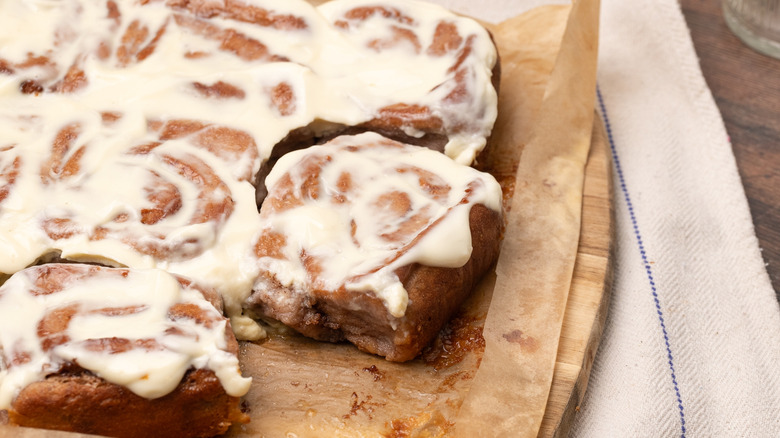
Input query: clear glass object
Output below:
<box><xmin>723</xmin><ymin>0</ymin><xmax>780</xmax><ymax>59</ymax></box>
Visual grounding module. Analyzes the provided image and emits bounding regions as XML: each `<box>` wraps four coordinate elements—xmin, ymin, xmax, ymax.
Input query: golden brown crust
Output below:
<box><xmin>0</xmin><ymin>1</ymin><xmax>502</xmax><ymax>435</ymax></box>
<box><xmin>328</xmin><ymin>203</ymin><xmax>501</xmax><ymax>361</ymax></box>
<box><xmin>9</xmin><ymin>368</ymin><xmax>247</xmax><ymax>438</ymax></box>
<box><xmin>253</xmin><ymin>53</ymin><xmax>501</xmax><ymax>206</ymax></box>
<box><xmin>0</xmin><ymin>264</ymin><xmax>249</xmax><ymax>438</ymax></box>
<box><xmin>248</xmin><ymin>203</ymin><xmax>502</xmax><ymax>362</ymax></box>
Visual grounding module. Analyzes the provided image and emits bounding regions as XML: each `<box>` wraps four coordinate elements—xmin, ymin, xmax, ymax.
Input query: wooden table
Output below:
<box><xmin>680</xmin><ymin>0</ymin><xmax>780</xmax><ymax>298</ymax></box>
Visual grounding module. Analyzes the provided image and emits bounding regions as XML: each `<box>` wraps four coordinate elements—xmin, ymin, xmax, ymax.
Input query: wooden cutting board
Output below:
<box><xmin>538</xmin><ymin>116</ymin><xmax>614</xmax><ymax>437</ymax></box>
<box><xmin>0</xmin><ymin>120</ymin><xmax>613</xmax><ymax>438</ymax></box>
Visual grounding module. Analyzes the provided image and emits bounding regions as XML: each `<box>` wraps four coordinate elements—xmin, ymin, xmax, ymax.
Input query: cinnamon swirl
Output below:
<box><xmin>0</xmin><ymin>0</ymin><xmax>503</xmax><ymax>433</ymax></box>
<box><xmin>0</xmin><ymin>264</ymin><xmax>250</xmax><ymax>437</ymax></box>
<box><xmin>0</xmin><ymin>0</ymin><xmax>499</xmax><ymax>341</ymax></box>
<box><xmin>246</xmin><ymin>132</ymin><xmax>503</xmax><ymax>361</ymax></box>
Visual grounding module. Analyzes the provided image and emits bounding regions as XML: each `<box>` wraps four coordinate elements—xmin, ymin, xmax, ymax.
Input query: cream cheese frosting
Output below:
<box><xmin>0</xmin><ymin>0</ymin><xmax>499</xmax><ymax>398</ymax></box>
<box><xmin>0</xmin><ymin>265</ymin><xmax>251</xmax><ymax>409</ymax></box>
<box><xmin>255</xmin><ymin>132</ymin><xmax>502</xmax><ymax>317</ymax></box>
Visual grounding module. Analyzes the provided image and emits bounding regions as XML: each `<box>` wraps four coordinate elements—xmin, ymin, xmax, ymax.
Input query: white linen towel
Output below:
<box><xmin>437</xmin><ymin>0</ymin><xmax>780</xmax><ymax>435</ymax></box>
<box><xmin>572</xmin><ymin>0</ymin><xmax>780</xmax><ymax>436</ymax></box>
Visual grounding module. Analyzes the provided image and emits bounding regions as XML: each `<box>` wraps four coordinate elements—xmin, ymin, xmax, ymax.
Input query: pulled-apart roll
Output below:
<box><xmin>247</xmin><ymin>132</ymin><xmax>503</xmax><ymax>361</ymax></box>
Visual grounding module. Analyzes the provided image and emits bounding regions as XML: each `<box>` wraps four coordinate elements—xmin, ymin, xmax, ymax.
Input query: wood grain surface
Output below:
<box><xmin>680</xmin><ymin>0</ymin><xmax>780</xmax><ymax>297</ymax></box>
<box><xmin>538</xmin><ymin>3</ymin><xmax>780</xmax><ymax>434</ymax></box>
<box><xmin>0</xmin><ymin>111</ymin><xmax>614</xmax><ymax>438</ymax></box>
<box><xmin>538</xmin><ymin>117</ymin><xmax>613</xmax><ymax>437</ymax></box>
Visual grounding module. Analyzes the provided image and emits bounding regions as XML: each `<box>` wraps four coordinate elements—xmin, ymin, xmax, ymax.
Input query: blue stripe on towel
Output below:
<box><xmin>596</xmin><ymin>86</ymin><xmax>687</xmax><ymax>437</ymax></box>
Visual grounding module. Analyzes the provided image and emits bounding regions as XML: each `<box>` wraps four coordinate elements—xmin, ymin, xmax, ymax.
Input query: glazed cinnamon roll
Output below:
<box><xmin>246</xmin><ymin>132</ymin><xmax>503</xmax><ymax>361</ymax></box>
<box><xmin>0</xmin><ymin>2</ymin><xmax>503</xmax><ymax>425</ymax></box>
<box><xmin>0</xmin><ymin>0</ymin><xmax>498</xmax><ymax>160</ymax></box>
<box><xmin>318</xmin><ymin>0</ymin><xmax>500</xmax><ymax>163</ymax></box>
<box><xmin>0</xmin><ymin>0</ymin><xmax>500</xmax><ymax>341</ymax></box>
<box><xmin>2</xmin><ymin>113</ymin><xmax>256</xmax><ymax>267</ymax></box>
<box><xmin>0</xmin><ymin>264</ymin><xmax>250</xmax><ymax>438</ymax></box>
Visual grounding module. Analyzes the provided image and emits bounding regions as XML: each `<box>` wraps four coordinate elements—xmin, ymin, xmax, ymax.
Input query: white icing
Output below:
<box><xmin>0</xmin><ymin>266</ymin><xmax>251</xmax><ymax>409</ymax></box>
<box><xmin>0</xmin><ymin>0</ymin><xmax>499</xmax><ymax>396</ymax></box>
<box><xmin>317</xmin><ymin>0</ymin><xmax>499</xmax><ymax>163</ymax></box>
<box><xmin>257</xmin><ymin>132</ymin><xmax>502</xmax><ymax>317</ymax></box>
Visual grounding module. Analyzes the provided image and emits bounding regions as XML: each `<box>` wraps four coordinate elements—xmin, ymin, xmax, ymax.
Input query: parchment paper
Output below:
<box><xmin>227</xmin><ymin>1</ymin><xmax>600</xmax><ymax>437</ymax></box>
<box><xmin>0</xmin><ymin>0</ymin><xmax>600</xmax><ymax>437</ymax></box>
<box><xmin>455</xmin><ymin>0</ymin><xmax>600</xmax><ymax>435</ymax></box>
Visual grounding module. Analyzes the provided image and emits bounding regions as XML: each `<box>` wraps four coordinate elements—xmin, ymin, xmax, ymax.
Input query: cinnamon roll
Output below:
<box><xmin>0</xmin><ymin>108</ymin><xmax>265</xmax><ymax>333</ymax></box>
<box><xmin>0</xmin><ymin>2</ymin><xmax>503</xmax><ymax>433</ymax></box>
<box><xmin>246</xmin><ymin>132</ymin><xmax>503</xmax><ymax>361</ymax></box>
<box><xmin>0</xmin><ymin>0</ymin><xmax>498</xmax><ymax>161</ymax></box>
<box><xmin>0</xmin><ymin>264</ymin><xmax>250</xmax><ymax>438</ymax></box>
